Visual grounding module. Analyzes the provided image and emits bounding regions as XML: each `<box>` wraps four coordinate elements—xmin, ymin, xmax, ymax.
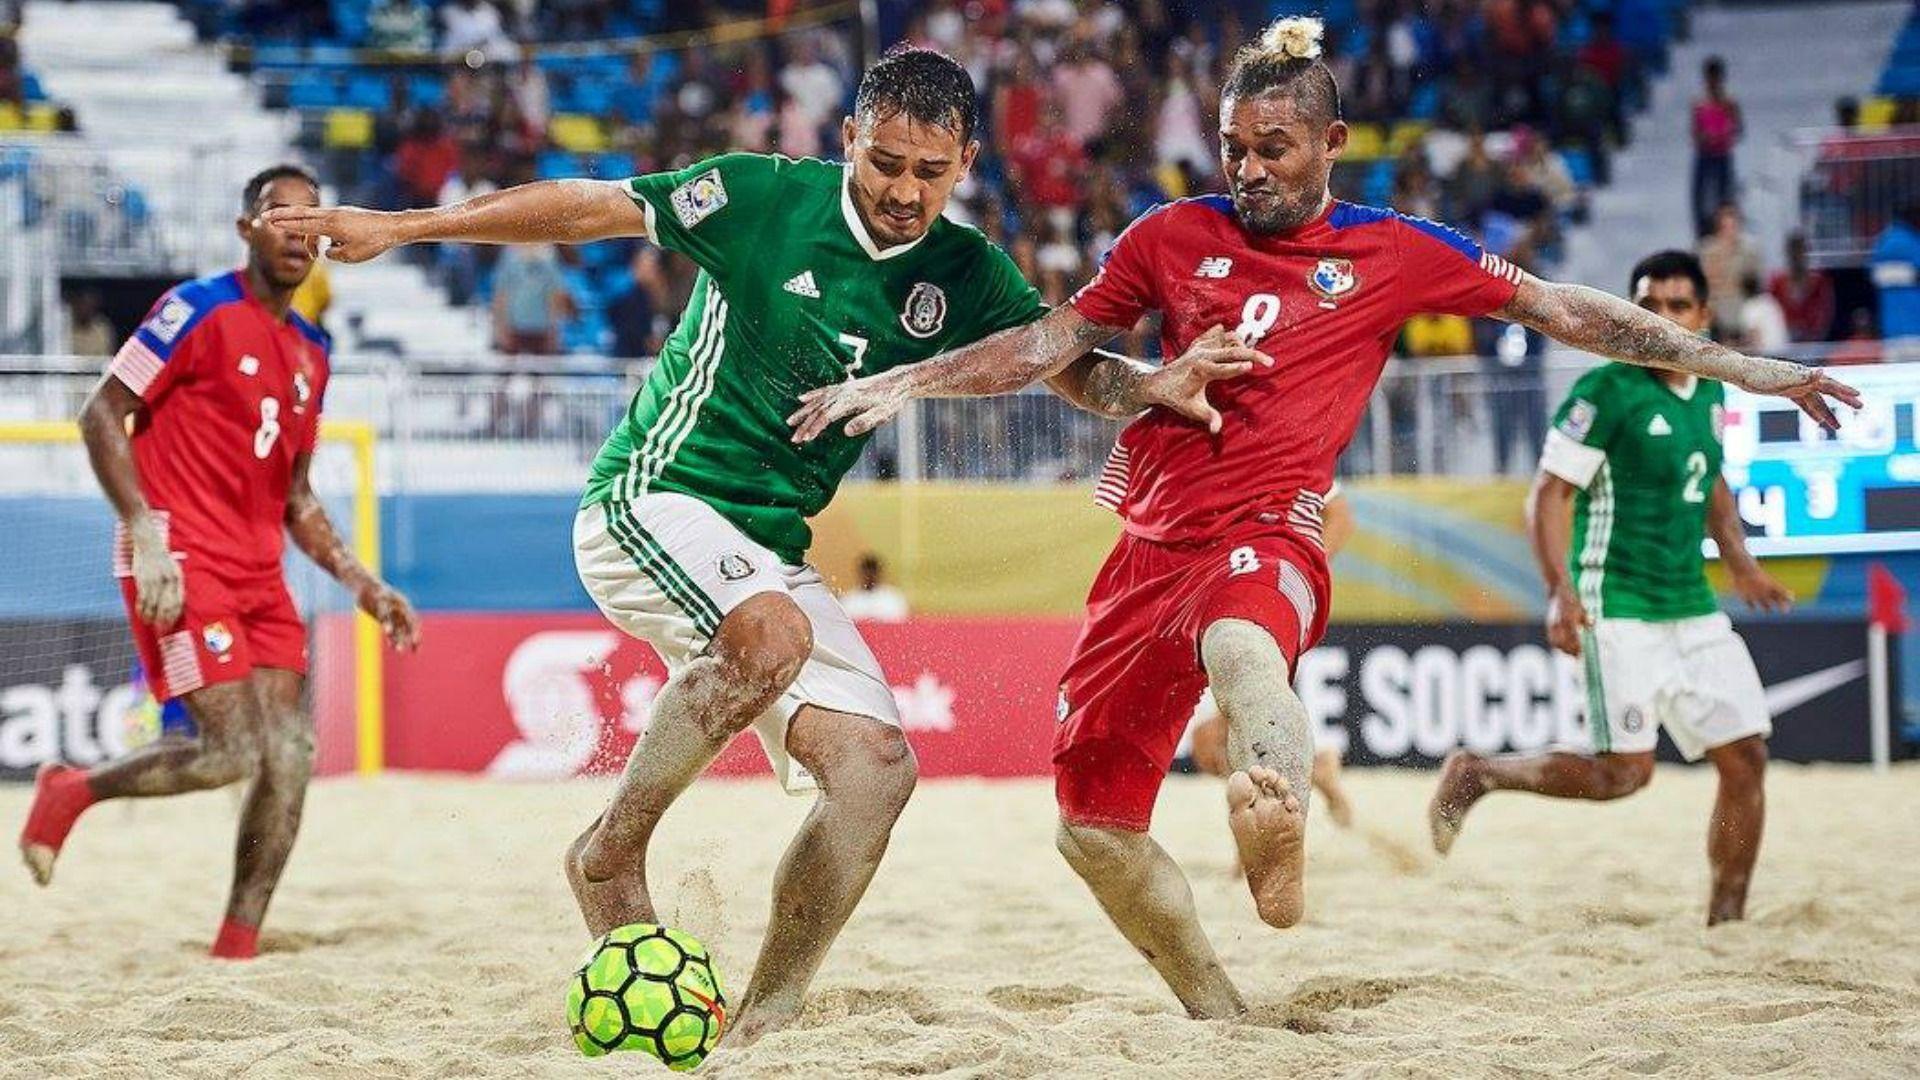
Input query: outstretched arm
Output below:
<box><xmin>788</xmin><ymin>306</ymin><xmax>1268</xmax><ymax>442</ymax></box>
<box><xmin>284</xmin><ymin>453</ymin><xmax>421</xmax><ymax>650</ymax></box>
<box><xmin>264</xmin><ymin>180</ymin><xmax>647</xmax><ymax>263</ymax></box>
<box><xmin>1498</xmin><ymin>276</ymin><xmax>1861</xmax><ymax>428</ymax></box>
<box><xmin>1525</xmin><ymin>469</ymin><xmax>1588</xmax><ymax>657</ymax></box>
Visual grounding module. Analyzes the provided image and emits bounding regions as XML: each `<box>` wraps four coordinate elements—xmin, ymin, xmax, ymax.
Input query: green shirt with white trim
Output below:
<box><xmin>580</xmin><ymin>153</ymin><xmax>1046</xmax><ymax>564</ymax></box>
<box><xmin>1540</xmin><ymin>362</ymin><xmax>1725</xmax><ymax>622</ymax></box>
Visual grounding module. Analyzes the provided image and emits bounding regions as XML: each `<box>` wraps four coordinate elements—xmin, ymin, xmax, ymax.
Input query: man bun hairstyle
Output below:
<box><xmin>854</xmin><ymin>45</ymin><xmax>979</xmax><ymax>143</ymax></box>
<box><xmin>243</xmin><ymin>162</ymin><xmax>320</xmax><ymax>213</ymax></box>
<box><xmin>1221</xmin><ymin>16</ymin><xmax>1342</xmax><ymax>126</ymax></box>
<box><xmin>1629</xmin><ymin>249</ymin><xmax>1710</xmax><ymax>303</ymax></box>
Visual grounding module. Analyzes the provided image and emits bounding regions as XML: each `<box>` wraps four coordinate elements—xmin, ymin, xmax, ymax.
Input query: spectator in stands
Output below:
<box><xmin>608</xmin><ymin>249</ymin><xmax>659</xmax><ymax>360</ymax></box>
<box><xmin>1007</xmin><ymin>107</ymin><xmax>1085</xmax><ymax>224</ymax></box>
<box><xmin>779</xmin><ymin>32</ymin><xmax>844</xmax><ymax>135</ymax></box>
<box><xmin>1153</xmin><ymin>52</ymin><xmax>1213</xmax><ymax>178</ymax></box>
<box><xmin>1691</xmin><ymin>56</ymin><xmax>1744</xmax><ymax>236</ymax></box>
<box><xmin>492</xmin><ymin>243</ymin><xmax>570</xmax><ymax>355</ymax></box>
<box><xmin>394</xmin><ymin>109</ymin><xmax>459</xmax><ymax>210</ymax></box>
<box><xmin>994</xmin><ymin>49</ymin><xmax>1047</xmax><ymax>150</ymax></box>
<box><xmin>442</xmin><ymin>0</ymin><xmax>517</xmax><ymax>63</ymax></box>
<box><xmin>1834</xmin><ymin>96</ymin><xmax>1860</xmax><ymax>131</ymax></box>
<box><xmin>507</xmin><ymin>54</ymin><xmax>550</xmax><ymax>141</ymax></box>
<box><xmin>63</xmin><ymin>291</ymin><xmax>113</xmax><ymax>358</ymax></box>
<box><xmin>1770</xmin><ymin>232</ymin><xmax>1836</xmax><ymax>343</ymax></box>
<box><xmin>367</xmin><ymin>0</ymin><xmax>433</xmax><ymax>53</ymax></box>
<box><xmin>0</xmin><ymin>33</ymin><xmax>21</xmax><ymax>109</ymax></box>
<box><xmin>1698</xmin><ymin>203</ymin><xmax>1762</xmax><ymax>338</ymax></box>
<box><xmin>1737</xmin><ymin>272</ymin><xmax>1789</xmax><ymax>353</ymax></box>
<box><xmin>1444</xmin><ymin>131</ymin><xmax>1502</xmax><ymax>227</ymax></box>
<box><xmin>840</xmin><ymin>554</ymin><xmax>910</xmax><ymax>623</ymax></box>
<box><xmin>1053</xmin><ymin>39</ymin><xmax>1124</xmax><ymax>151</ymax></box>
<box><xmin>1871</xmin><ymin>200</ymin><xmax>1920</xmax><ymax>340</ymax></box>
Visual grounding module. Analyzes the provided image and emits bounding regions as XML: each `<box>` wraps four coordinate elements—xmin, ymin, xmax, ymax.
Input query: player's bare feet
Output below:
<box><xmin>1428</xmin><ymin>751</ymin><xmax>1488</xmax><ymax>856</ymax></box>
<box><xmin>1312</xmin><ymin>749</ymin><xmax>1355</xmax><ymax>829</ymax></box>
<box><xmin>565</xmin><ymin>823</ymin><xmax>657</xmax><ymax>935</ymax></box>
<box><xmin>19</xmin><ymin>763</ymin><xmax>95</xmax><ymax>886</ymax></box>
<box><xmin>1227</xmin><ymin>767</ymin><xmax>1306</xmax><ymax>928</ymax></box>
<box><xmin>725</xmin><ymin>993</ymin><xmax>802</xmax><ymax>1048</ymax></box>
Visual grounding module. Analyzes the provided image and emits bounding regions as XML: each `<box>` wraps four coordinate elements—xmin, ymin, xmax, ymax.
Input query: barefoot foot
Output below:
<box><xmin>726</xmin><ymin>994</ymin><xmax>803</xmax><ymax>1048</ymax></box>
<box><xmin>565</xmin><ymin>824</ymin><xmax>656</xmax><ymax>936</ymax></box>
<box><xmin>1227</xmin><ymin>767</ymin><xmax>1306</xmax><ymax>929</ymax></box>
<box><xmin>1428</xmin><ymin>752</ymin><xmax>1488</xmax><ymax>856</ymax></box>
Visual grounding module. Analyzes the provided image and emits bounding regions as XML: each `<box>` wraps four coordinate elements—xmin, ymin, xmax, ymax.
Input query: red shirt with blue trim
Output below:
<box><xmin>107</xmin><ymin>269</ymin><xmax>332</xmax><ymax>584</ymax></box>
<box><xmin>1069</xmin><ymin>197</ymin><xmax>1523</xmax><ymax>546</ymax></box>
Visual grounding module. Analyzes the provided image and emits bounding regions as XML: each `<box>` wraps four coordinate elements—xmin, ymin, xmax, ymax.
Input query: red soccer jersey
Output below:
<box><xmin>1070</xmin><ymin>196</ymin><xmax>1522</xmax><ymax>546</ymax></box>
<box><xmin>107</xmin><ymin>270</ymin><xmax>331</xmax><ymax>584</ymax></box>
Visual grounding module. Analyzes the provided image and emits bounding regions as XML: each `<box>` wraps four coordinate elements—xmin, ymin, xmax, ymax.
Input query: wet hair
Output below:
<box><xmin>243</xmin><ymin>162</ymin><xmax>319</xmax><ymax>213</ymax></box>
<box><xmin>1629</xmin><ymin>250</ymin><xmax>1709</xmax><ymax>303</ymax></box>
<box><xmin>854</xmin><ymin>45</ymin><xmax>978</xmax><ymax>143</ymax></box>
<box><xmin>1220</xmin><ymin>16</ymin><xmax>1342</xmax><ymax>126</ymax></box>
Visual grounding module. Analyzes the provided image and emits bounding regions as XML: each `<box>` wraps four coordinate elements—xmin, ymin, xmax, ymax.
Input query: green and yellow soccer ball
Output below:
<box><xmin>567</xmin><ymin>923</ymin><xmax>726</xmax><ymax>1069</ymax></box>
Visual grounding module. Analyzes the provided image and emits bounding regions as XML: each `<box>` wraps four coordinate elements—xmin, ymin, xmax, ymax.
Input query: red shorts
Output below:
<box><xmin>1054</xmin><ymin>523</ymin><xmax>1330</xmax><ymax>832</ymax></box>
<box><xmin>121</xmin><ymin>566</ymin><xmax>307</xmax><ymax>701</ymax></box>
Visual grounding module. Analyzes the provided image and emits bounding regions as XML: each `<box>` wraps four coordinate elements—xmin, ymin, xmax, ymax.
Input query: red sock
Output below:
<box><xmin>210</xmin><ymin>918</ymin><xmax>260</xmax><ymax>960</ymax></box>
<box><xmin>19</xmin><ymin>763</ymin><xmax>97</xmax><ymax>854</ymax></box>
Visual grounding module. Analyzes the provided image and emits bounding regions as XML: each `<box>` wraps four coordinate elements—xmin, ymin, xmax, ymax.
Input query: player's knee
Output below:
<box><xmin>1712</xmin><ymin>737</ymin><xmax>1767</xmax><ymax>786</ymax></box>
<box><xmin>840</xmin><ymin>724</ymin><xmax>917</xmax><ymax>817</ymax></box>
<box><xmin>714</xmin><ymin>594</ymin><xmax>812</xmax><ymax>698</ymax></box>
<box><xmin>1054</xmin><ymin>820</ymin><xmax>1127</xmax><ymax>875</ymax></box>
<box><xmin>262</xmin><ymin>715</ymin><xmax>315</xmax><ymax>780</ymax></box>
<box><xmin>1598</xmin><ymin>753</ymin><xmax>1654</xmax><ymax>796</ymax></box>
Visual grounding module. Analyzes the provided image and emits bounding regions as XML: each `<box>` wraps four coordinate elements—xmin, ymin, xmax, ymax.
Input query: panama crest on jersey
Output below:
<box><xmin>899</xmin><ymin>282</ymin><xmax>947</xmax><ymax>339</ymax></box>
<box><xmin>1307</xmin><ymin>257</ymin><xmax>1359</xmax><ymax>304</ymax></box>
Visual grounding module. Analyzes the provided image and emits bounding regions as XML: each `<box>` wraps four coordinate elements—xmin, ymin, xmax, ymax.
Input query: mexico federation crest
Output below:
<box><xmin>717</xmin><ymin>553</ymin><xmax>755</xmax><ymax>582</ymax></box>
<box><xmin>1307</xmin><ymin>257</ymin><xmax>1359</xmax><ymax>303</ymax></box>
<box><xmin>203</xmin><ymin>621</ymin><xmax>235</xmax><ymax>657</ymax></box>
<box><xmin>1622</xmin><ymin>706</ymin><xmax>1645</xmax><ymax>733</ymax></box>
<box><xmin>899</xmin><ymin>282</ymin><xmax>947</xmax><ymax>339</ymax></box>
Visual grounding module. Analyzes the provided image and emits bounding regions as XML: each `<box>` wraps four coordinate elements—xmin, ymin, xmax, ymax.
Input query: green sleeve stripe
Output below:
<box><xmin>1580</xmin><ymin>627</ymin><xmax>1611</xmax><ymax>753</ymax></box>
<box><xmin>604</xmin><ymin>501</ymin><xmax>723</xmax><ymax>638</ymax></box>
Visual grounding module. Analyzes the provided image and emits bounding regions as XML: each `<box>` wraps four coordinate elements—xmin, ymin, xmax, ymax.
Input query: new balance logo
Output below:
<box><xmin>783</xmin><ymin>271</ymin><xmax>821</xmax><ymax>298</ymax></box>
<box><xmin>1195</xmin><ymin>257</ymin><xmax>1233</xmax><ymax>279</ymax></box>
<box><xmin>1647</xmin><ymin>414</ymin><xmax>1672</xmax><ymax>436</ymax></box>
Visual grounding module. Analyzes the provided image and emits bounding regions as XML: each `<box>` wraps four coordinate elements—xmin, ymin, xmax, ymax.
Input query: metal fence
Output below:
<box><xmin>1796</xmin><ymin>127</ymin><xmax>1920</xmax><ymax>269</ymax></box>
<box><xmin>5</xmin><ymin>344</ymin><xmax>1909</xmax><ymax>489</ymax></box>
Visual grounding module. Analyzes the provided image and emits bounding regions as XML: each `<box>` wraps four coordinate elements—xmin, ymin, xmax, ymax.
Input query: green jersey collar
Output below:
<box><xmin>840</xmin><ymin>166</ymin><xmax>929</xmax><ymax>262</ymax></box>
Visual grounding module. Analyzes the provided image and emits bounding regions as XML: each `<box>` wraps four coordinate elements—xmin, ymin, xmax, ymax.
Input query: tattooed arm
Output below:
<box><xmin>788</xmin><ymin>306</ymin><xmax>1269</xmax><ymax>442</ymax></box>
<box><xmin>1497</xmin><ymin>275</ymin><xmax>1861</xmax><ymax>428</ymax></box>
<box><xmin>284</xmin><ymin>452</ymin><xmax>421</xmax><ymax>649</ymax></box>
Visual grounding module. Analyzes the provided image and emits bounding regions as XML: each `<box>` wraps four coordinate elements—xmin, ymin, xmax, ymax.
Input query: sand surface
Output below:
<box><xmin>2</xmin><ymin>766</ymin><xmax>1917</xmax><ymax>1078</ymax></box>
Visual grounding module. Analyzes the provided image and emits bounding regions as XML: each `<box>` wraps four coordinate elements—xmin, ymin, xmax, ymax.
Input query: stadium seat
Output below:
<box><xmin>549</xmin><ymin>114</ymin><xmax>610</xmax><ymax>153</ymax></box>
<box><xmin>286</xmin><ymin>73</ymin><xmax>342</xmax><ymax>110</ymax></box>
<box><xmin>21</xmin><ymin>73</ymin><xmax>45</xmax><ymax>103</ymax></box>
<box><xmin>1561</xmin><ymin>147</ymin><xmax>1596</xmax><ymax>188</ymax></box>
<box><xmin>343</xmin><ymin>72</ymin><xmax>394</xmax><ymax>111</ymax></box>
<box><xmin>536</xmin><ymin>150</ymin><xmax>582</xmax><ymax>181</ymax></box>
<box><xmin>1343</xmin><ymin>123</ymin><xmax>1386</xmax><ymax>162</ymax></box>
<box><xmin>1387</xmin><ymin>121</ymin><xmax>1430</xmax><ymax>157</ymax></box>
<box><xmin>323</xmin><ymin>109</ymin><xmax>376</xmax><ymax>150</ymax></box>
<box><xmin>1861</xmin><ymin>96</ymin><xmax>1898</xmax><ymax>130</ymax></box>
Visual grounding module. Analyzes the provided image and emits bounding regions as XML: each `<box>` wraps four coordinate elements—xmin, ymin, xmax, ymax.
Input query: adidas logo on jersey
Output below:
<box><xmin>1647</xmin><ymin>414</ymin><xmax>1672</xmax><ymax>436</ymax></box>
<box><xmin>783</xmin><ymin>271</ymin><xmax>821</xmax><ymax>298</ymax></box>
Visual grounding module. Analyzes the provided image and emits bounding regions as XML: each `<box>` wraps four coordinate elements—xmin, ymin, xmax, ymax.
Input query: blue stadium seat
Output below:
<box><xmin>536</xmin><ymin>150</ymin><xmax>580</xmax><ymax>181</ymax></box>
<box><xmin>21</xmin><ymin>73</ymin><xmax>45</xmax><ymax>103</ymax></box>
<box><xmin>343</xmin><ymin>72</ymin><xmax>393</xmax><ymax>111</ymax></box>
<box><xmin>1561</xmin><ymin>147</ymin><xmax>1596</xmax><ymax>188</ymax></box>
<box><xmin>408</xmin><ymin>75</ymin><xmax>447</xmax><ymax>110</ymax></box>
<box><xmin>286</xmin><ymin>73</ymin><xmax>342</xmax><ymax>110</ymax></box>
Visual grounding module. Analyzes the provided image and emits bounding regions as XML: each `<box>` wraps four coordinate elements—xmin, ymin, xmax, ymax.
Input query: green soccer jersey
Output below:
<box><xmin>1545</xmin><ymin>363</ymin><xmax>1726</xmax><ymax>621</ymax></box>
<box><xmin>580</xmin><ymin>153</ymin><xmax>1046</xmax><ymax>564</ymax></box>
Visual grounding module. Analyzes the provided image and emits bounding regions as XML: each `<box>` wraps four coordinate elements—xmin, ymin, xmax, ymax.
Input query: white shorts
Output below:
<box><xmin>572</xmin><ymin>494</ymin><xmax>900</xmax><ymax>794</ymax></box>
<box><xmin>1577</xmin><ymin>612</ymin><xmax>1771</xmax><ymax>761</ymax></box>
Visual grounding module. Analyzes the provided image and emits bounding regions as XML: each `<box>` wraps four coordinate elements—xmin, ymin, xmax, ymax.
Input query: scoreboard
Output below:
<box><xmin>1720</xmin><ymin>363</ymin><xmax>1920</xmax><ymax>556</ymax></box>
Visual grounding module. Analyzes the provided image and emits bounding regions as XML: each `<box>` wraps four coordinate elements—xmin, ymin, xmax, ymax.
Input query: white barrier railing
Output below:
<box><xmin>5</xmin><ymin>344</ymin><xmax>1914</xmax><ymax>486</ymax></box>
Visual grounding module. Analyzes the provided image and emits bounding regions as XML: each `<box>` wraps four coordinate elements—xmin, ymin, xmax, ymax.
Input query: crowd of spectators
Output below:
<box><xmin>257</xmin><ymin>0</ymin><xmax>1680</xmax><ymax>359</ymax></box>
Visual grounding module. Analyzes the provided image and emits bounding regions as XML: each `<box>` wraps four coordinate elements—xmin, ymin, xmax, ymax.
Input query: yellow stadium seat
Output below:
<box><xmin>1859</xmin><ymin>96</ymin><xmax>1897</xmax><ymax>131</ymax></box>
<box><xmin>324</xmin><ymin>109</ymin><xmax>375</xmax><ymax>150</ymax></box>
<box><xmin>1343</xmin><ymin>122</ymin><xmax>1385</xmax><ymax>161</ymax></box>
<box><xmin>24</xmin><ymin>104</ymin><xmax>59</xmax><ymax>132</ymax></box>
<box><xmin>1387</xmin><ymin>121</ymin><xmax>1430</xmax><ymax>156</ymax></box>
<box><xmin>549</xmin><ymin>114</ymin><xmax>609</xmax><ymax>153</ymax></box>
<box><xmin>0</xmin><ymin>103</ymin><xmax>22</xmax><ymax>132</ymax></box>
<box><xmin>1402</xmin><ymin>313</ymin><xmax>1474</xmax><ymax>357</ymax></box>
